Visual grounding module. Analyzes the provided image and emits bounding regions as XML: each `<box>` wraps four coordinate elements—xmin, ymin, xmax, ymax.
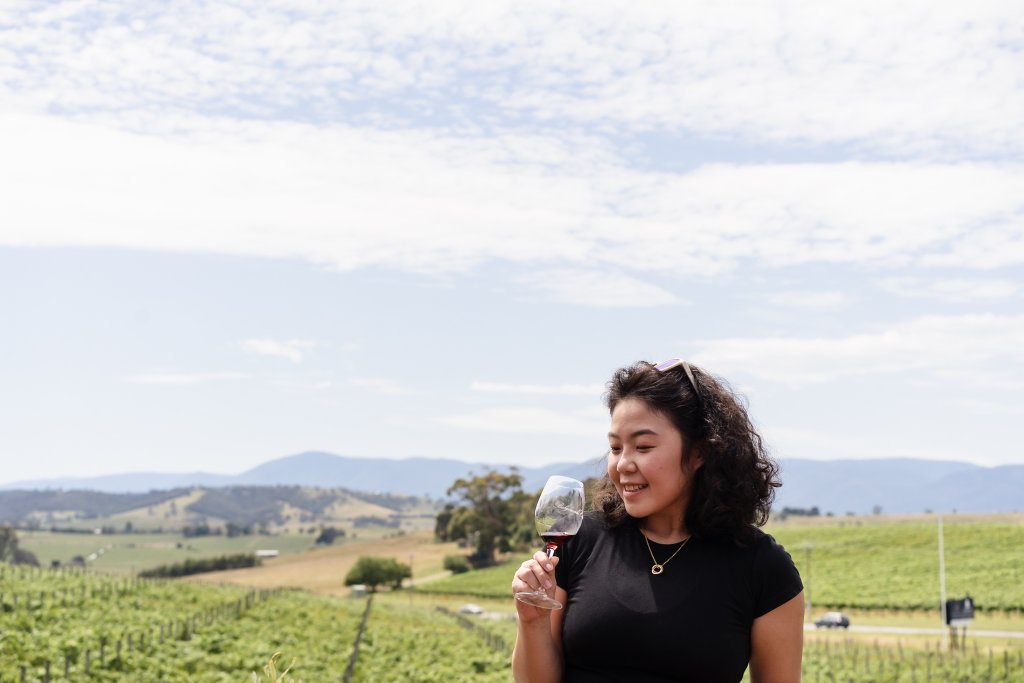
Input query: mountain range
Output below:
<box><xmin>3</xmin><ymin>451</ymin><xmax>1022</xmax><ymax>515</ymax></box>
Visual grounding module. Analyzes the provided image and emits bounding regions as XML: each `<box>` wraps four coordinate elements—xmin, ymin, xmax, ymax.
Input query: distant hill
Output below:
<box><xmin>1</xmin><ymin>452</ymin><xmax>1020</xmax><ymax>515</ymax></box>
<box><xmin>774</xmin><ymin>458</ymin><xmax>1024</xmax><ymax>515</ymax></box>
<box><xmin>0</xmin><ymin>451</ymin><xmax>605</xmax><ymax>501</ymax></box>
<box><xmin>0</xmin><ymin>484</ymin><xmax>437</xmax><ymax>531</ymax></box>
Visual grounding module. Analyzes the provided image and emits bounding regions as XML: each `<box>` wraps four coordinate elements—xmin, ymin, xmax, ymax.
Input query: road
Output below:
<box><xmin>806</xmin><ymin>624</ymin><xmax>1024</xmax><ymax>639</ymax></box>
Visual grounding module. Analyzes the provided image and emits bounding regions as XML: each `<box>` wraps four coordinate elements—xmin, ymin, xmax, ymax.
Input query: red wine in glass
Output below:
<box><xmin>514</xmin><ymin>476</ymin><xmax>585</xmax><ymax>610</ymax></box>
<box><xmin>540</xmin><ymin>531</ymin><xmax>572</xmax><ymax>552</ymax></box>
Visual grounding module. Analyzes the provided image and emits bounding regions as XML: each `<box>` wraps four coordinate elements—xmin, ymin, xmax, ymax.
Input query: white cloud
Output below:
<box><xmin>2</xmin><ymin>1</ymin><xmax>1021</xmax><ymax>155</ymax></box>
<box><xmin>126</xmin><ymin>371</ymin><xmax>249</xmax><ymax>385</ymax></box>
<box><xmin>3</xmin><ymin>113</ymin><xmax>1022</xmax><ymax>280</ymax></box>
<box><xmin>351</xmin><ymin>378</ymin><xmax>415</xmax><ymax>395</ymax></box>
<box><xmin>693</xmin><ymin>314</ymin><xmax>1024</xmax><ymax>385</ymax></box>
<box><xmin>439</xmin><ymin>406</ymin><xmax>606</xmax><ymax>437</ymax></box>
<box><xmin>763</xmin><ymin>290</ymin><xmax>849</xmax><ymax>309</ymax></box>
<box><xmin>241</xmin><ymin>338</ymin><xmax>316</xmax><ymax>363</ymax></box>
<box><xmin>878</xmin><ymin>277</ymin><xmax>1021</xmax><ymax>302</ymax></box>
<box><xmin>471</xmin><ymin>381</ymin><xmax>604</xmax><ymax>397</ymax></box>
<box><xmin>517</xmin><ymin>269</ymin><xmax>679</xmax><ymax>307</ymax></box>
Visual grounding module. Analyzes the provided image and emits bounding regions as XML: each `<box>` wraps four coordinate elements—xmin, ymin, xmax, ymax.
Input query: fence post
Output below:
<box><xmin>342</xmin><ymin>596</ymin><xmax>374</xmax><ymax>683</ymax></box>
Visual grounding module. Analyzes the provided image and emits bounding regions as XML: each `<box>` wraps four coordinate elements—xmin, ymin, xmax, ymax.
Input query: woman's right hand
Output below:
<box><xmin>512</xmin><ymin>550</ymin><xmax>560</xmax><ymax>623</ymax></box>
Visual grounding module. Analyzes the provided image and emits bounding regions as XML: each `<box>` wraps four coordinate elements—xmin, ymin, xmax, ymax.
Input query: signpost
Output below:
<box><xmin>938</xmin><ymin>514</ymin><xmax>974</xmax><ymax>650</ymax></box>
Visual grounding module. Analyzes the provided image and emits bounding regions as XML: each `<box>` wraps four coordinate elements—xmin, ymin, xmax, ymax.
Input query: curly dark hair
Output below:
<box><xmin>593</xmin><ymin>360</ymin><xmax>780</xmax><ymax>543</ymax></box>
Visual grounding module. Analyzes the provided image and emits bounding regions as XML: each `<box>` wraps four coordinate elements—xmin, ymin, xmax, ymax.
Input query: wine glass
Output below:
<box><xmin>514</xmin><ymin>475</ymin><xmax>585</xmax><ymax>610</ymax></box>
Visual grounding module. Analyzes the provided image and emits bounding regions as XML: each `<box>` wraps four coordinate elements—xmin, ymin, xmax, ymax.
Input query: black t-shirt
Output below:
<box><xmin>554</xmin><ymin>513</ymin><xmax>802</xmax><ymax>683</ymax></box>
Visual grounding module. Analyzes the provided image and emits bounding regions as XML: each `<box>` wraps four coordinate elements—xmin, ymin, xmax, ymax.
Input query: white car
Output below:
<box><xmin>814</xmin><ymin>611</ymin><xmax>851</xmax><ymax>629</ymax></box>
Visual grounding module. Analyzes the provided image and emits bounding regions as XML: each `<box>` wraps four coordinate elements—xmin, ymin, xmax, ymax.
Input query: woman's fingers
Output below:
<box><xmin>512</xmin><ymin>552</ymin><xmax>559</xmax><ymax>593</ymax></box>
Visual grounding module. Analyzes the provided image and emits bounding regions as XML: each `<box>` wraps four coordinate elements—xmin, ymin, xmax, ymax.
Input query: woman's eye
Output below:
<box><xmin>608</xmin><ymin>446</ymin><xmax>622</xmax><ymax>455</ymax></box>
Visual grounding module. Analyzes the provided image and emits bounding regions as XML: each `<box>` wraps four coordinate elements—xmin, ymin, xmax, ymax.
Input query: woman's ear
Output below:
<box><xmin>685</xmin><ymin>444</ymin><xmax>705</xmax><ymax>473</ymax></box>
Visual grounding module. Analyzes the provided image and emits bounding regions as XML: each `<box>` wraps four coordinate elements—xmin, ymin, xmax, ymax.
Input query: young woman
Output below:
<box><xmin>511</xmin><ymin>359</ymin><xmax>804</xmax><ymax>683</ymax></box>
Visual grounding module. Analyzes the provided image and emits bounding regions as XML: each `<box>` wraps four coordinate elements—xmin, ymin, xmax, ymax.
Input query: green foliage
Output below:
<box><xmin>345</xmin><ymin>556</ymin><xmax>411</xmax><ymax>592</ymax></box>
<box><xmin>138</xmin><ymin>553</ymin><xmax>261</xmax><ymax>578</ymax></box>
<box><xmin>441</xmin><ymin>470</ymin><xmax>533</xmax><ymax>565</ymax></box>
<box><xmin>443</xmin><ymin>554</ymin><xmax>471</xmax><ymax>574</ymax></box>
<box><xmin>415</xmin><ymin>558</ymin><xmax>523</xmax><ymax>599</ymax></box>
<box><xmin>771</xmin><ymin>519</ymin><xmax>1024</xmax><ymax>612</ymax></box>
<box><xmin>350</xmin><ymin>600</ymin><xmax>510</xmax><ymax>682</ymax></box>
<box><xmin>0</xmin><ymin>565</ymin><xmax>364</xmax><ymax>681</ymax></box>
<box><xmin>798</xmin><ymin>637</ymin><xmax>1024</xmax><ymax>682</ymax></box>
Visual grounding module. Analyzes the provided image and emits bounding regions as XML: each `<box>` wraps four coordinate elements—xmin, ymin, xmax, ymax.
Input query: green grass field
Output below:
<box><xmin>18</xmin><ymin>530</ymin><xmax>318</xmax><ymax>573</ymax></box>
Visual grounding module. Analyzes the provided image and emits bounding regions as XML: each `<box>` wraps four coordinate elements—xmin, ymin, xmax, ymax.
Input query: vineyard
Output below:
<box><xmin>417</xmin><ymin>518</ymin><xmax>1024</xmax><ymax>613</ymax></box>
<box><xmin>769</xmin><ymin>519</ymin><xmax>1024</xmax><ymax>612</ymax></box>
<box><xmin>0</xmin><ymin>564</ymin><xmax>516</xmax><ymax>682</ymax></box>
<box><xmin>3</xmin><ymin>515</ymin><xmax>1024</xmax><ymax>681</ymax></box>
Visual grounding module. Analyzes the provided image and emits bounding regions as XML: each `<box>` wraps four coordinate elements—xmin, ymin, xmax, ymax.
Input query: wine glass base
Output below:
<box><xmin>514</xmin><ymin>590</ymin><xmax>563</xmax><ymax>610</ymax></box>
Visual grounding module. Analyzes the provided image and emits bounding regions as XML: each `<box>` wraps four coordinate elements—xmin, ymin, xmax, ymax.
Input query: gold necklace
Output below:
<box><xmin>641</xmin><ymin>529</ymin><xmax>690</xmax><ymax>575</ymax></box>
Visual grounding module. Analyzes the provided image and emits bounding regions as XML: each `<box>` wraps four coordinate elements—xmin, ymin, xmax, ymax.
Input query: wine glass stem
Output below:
<box><xmin>544</xmin><ymin>542</ymin><xmax>558</xmax><ymax>558</ymax></box>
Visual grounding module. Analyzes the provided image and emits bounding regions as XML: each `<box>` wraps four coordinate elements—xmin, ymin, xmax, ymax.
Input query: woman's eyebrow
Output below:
<box><xmin>607</xmin><ymin>428</ymin><xmax>659</xmax><ymax>439</ymax></box>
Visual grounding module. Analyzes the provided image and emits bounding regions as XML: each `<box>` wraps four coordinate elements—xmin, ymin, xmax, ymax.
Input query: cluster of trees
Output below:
<box><xmin>0</xmin><ymin>525</ymin><xmax>39</xmax><ymax>566</ymax></box>
<box><xmin>138</xmin><ymin>552</ymin><xmax>261</xmax><ymax>578</ymax></box>
<box><xmin>434</xmin><ymin>470</ymin><xmax>540</xmax><ymax>567</ymax></box>
<box><xmin>181</xmin><ymin>521</ymin><xmax>267</xmax><ymax>538</ymax></box>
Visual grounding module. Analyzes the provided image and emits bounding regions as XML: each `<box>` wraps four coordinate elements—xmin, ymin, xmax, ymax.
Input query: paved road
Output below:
<box><xmin>806</xmin><ymin>624</ymin><xmax>1024</xmax><ymax>639</ymax></box>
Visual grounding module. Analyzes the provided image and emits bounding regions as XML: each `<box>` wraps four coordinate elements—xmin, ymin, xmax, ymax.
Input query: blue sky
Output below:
<box><xmin>2</xmin><ymin>1</ymin><xmax>1023</xmax><ymax>484</ymax></box>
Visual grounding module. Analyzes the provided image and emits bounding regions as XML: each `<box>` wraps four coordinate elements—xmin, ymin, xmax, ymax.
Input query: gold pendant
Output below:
<box><xmin>651</xmin><ymin>564</ymin><xmax>664</xmax><ymax>575</ymax></box>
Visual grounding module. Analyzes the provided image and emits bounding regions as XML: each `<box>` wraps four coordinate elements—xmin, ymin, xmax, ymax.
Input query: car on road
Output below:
<box><xmin>814</xmin><ymin>611</ymin><xmax>851</xmax><ymax>629</ymax></box>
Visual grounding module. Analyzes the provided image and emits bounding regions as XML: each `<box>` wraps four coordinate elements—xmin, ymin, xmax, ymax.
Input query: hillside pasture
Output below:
<box><xmin>185</xmin><ymin>529</ymin><xmax>462</xmax><ymax>595</ymax></box>
<box><xmin>18</xmin><ymin>530</ymin><xmax>317</xmax><ymax>574</ymax></box>
<box><xmin>1</xmin><ymin>486</ymin><xmax>441</xmax><ymax>537</ymax></box>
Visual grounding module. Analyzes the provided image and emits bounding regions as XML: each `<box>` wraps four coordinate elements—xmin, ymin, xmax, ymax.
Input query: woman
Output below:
<box><xmin>511</xmin><ymin>359</ymin><xmax>804</xmax><ymax>683</ymax></box>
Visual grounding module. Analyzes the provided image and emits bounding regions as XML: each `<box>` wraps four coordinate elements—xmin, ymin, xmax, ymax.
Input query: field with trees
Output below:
<box><xmin>3</xmin><ymin>475</ymin><xmax>1023</xmax><ymax>681</ymax></box>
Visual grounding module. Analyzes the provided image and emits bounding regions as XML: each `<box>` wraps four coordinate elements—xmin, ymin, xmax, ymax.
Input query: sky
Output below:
<box><xmin>1</xmin><ymin>1</ymin><xmax>1023</xmax><ymax>484</ymax></box>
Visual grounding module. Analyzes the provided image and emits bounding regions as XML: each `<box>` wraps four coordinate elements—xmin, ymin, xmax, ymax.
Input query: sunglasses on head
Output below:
<box><xmin>651</xmin><ymin>358</ymin><xmax>703</xmax><ymax>408</ymax></box>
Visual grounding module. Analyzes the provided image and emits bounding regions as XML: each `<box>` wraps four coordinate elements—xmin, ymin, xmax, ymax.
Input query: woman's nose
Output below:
<box><xmin>616</xmin><ymin>451</ymin><xmax>637</xmax><ymax>472</ymax></box>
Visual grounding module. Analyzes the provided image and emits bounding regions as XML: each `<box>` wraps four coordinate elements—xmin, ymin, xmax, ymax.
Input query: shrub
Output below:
<box><xmin>443</xmin><ymin>554</ymin><xmax>471</xmax><ymax>574</ymax></box>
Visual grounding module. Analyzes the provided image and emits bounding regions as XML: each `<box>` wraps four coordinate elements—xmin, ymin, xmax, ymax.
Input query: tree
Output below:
<box><xmin>0</xmin><ymin>526</ymin><xmax>38</xmax><ymax>566</ymax></box>
<box><xmin>441</xmin><ymin>469</ymin><xmax>533</xmax><ymax>566</ymax></box>
<box><xmin>0</xmin><ymin>525</ymin><xmax>18</xmax><ymax>562</ymax></box>
<box><xmin>315</xmin><ymin>526</ymin><xmax>345</xmax><ymax>545</ymax></box>
<box><xmin>344</xmin><ymin>556</ymin><xmax>411</xmax><ymax>592</ymax></box>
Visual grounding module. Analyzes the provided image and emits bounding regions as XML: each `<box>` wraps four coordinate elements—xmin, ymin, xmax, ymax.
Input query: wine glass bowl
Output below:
<box><xmin>514</xmin><ymin>475</ymin><xmax>585</xmax><ymax>610</ymax></box>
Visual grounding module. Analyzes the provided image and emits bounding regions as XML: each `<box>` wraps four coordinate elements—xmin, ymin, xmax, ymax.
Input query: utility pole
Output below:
<box><xmin>803</xmin><ymin>542</ymin><xmax>813</xmax><ymax>621</ymax></box>
<box><xmin>938</xmin><ymin>514</ymin><xmax>947</xmax><ymax>647</ymax></box>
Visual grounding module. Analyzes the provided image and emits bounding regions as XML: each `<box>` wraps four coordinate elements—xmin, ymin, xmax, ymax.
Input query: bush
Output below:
<box><xmin>344</xmin><ymin>556</ymin><xmax>410</xmax><ymax>592</ymax></box>
<box><xmin>443</xmin><ymin>554</ymin><xmax>471</xmax><ymax>574</ymax></box>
